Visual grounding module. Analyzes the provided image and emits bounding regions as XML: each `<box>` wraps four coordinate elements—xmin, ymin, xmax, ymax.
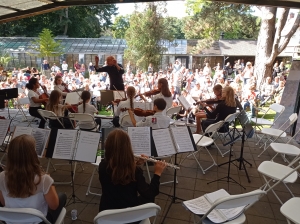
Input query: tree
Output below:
<box><xmin>0</xmin><ymin>50</ymin><xmax>12</xmax><ymax>70</ymax></box>
<box><xmin>0</xmin><ymin>5</ymin><xmax>118</xmax><ymax>38</ymax></box>
<box><xmin>183</xmin><ymin>0</ymin><xmax>260</xmax><ymax>52</ymax></box>
<box><xmin>29</xmin><ymin>29</ymin><xmax>64</xmax><ymax>58</ymax></box>
<box><xmin>111</xmin><ymin>15</ymin><xmax>130</xmax><ymax>39</ymax></box>
<box><xmin>124</xmin><ymin>2</ymin><xmax>174</xmax><ymax>71</ymax></box>
<box><xmin>254</xmin><ymin>7</ymin><xmax>300</xmax><ymax>87</ymax></box>
<box><xmin>164</xmin><ymin>17</ymin><xmax>185</xmax><ymax>39</ymax></box>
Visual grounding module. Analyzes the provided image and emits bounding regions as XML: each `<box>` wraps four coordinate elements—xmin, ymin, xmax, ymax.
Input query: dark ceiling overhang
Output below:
<box><xmin>0</xmin><ymin>0</ymin><xmax>300</xmax><ymax>24</ymax></box>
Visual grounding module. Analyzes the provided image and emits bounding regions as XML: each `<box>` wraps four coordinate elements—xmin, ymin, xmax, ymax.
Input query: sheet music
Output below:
<box><xmin>113</xmin><ymin>91</ymin><xmax>125</xmax><ymax>100</ymax></box>
<box><xmin>183</xmin><ymin>196</ymin><xmax>211</xmax><ymax>214</ymax></box>
<box><xmin>178</xmin><ymin>95</ymin><xmax>191</xmax><ymax>110</ymax></box>
<box><xmin>170</xmin><ymin>126</ymin><xmax>195</xmax><ymax>153</ymax></box>
<box><xmin>75</xmin><ymin>131</ymin><xmax>101</xmax><ymax>163</ymax></box>
<box><xmin>65</xmin><ymin>92</ymin><xmax>80</xmax><ymax>105</ymax></box>
<box><xmin>13</xmin><ymin>126</ymin><xmax>33</xmax><ymax>139</ymax></box>
<box><xmin>32</xmin><ymin>128</ymin><xmax>50</xmax><ymax>158</ymax></box>
<box><xmin>0</xmin><ymin>119</ymin><xmax>10</xmax><ymax>145</ymax></box>
<box><xmin>52</xmin><ymin>129</ymin><xmax>77</xmax><ymax>160</ymax></box>
<box><xmin>152</xmin><ymin>129</ymin><xmax>176</xmax><ymax>156</ymax></box>
<box><xmin>128</xmin><ymin>127</ymin><xmax>151</xmax><ymax>156</ymax></box>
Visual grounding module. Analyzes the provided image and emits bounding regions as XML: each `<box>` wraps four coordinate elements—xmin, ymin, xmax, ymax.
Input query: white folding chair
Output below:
<box><xmin>38</xmin><ymin>109</ymin><xmax>65</xmax><ymax>129</ymax></box>
<box><xmin>213</xmin><ymin>112</ymin><xmax>240</xmax><ymax>157</ymax></box>
<box><xmin>68</xmin><ymin>113</ymin><xmax>98</xmax><ymax>131</ymax></box>
<box><xmin>251</xmin><ymin>103</ymin><xmax>285</xmax><ymax>129</ymax></box>
<box><xmin>192</xmin><ymin>189</ymin><xmax>266</xmax><ymax>224</ymax></box>
<box><xmin>257</xmin><ymin>113</ymin><xmax>298</xmax><ymax>157</ymax></box>
<box><xmin>258</xmin><ymin>156</ymin><xmax>300</xmax><ymax>204</ymax></box>
<box><xmin>15</xmin><ymin>97</ymin><xmax>36</xmax><ymax>126</ymax></box>
<box><xmin>0</xmin><ymin>207</ymin><xmax>66</xmax><ymax>224</ymax></box>
<box><xmin>270</xmin><ymin>127</ymin><xmax>300</xmax><ymax>164</ymax></box>
<box><xmin>186</xmin><ymin>121</ymin><xmax>224</xmax><ymax>174</ymax></box>
<box><xmin>93</xmin><ymin>203</ymin><xmax>160</xmax><ymax>224</ymax></box>
<box><xmin>166</xmin><ymin>106</ymin><xmax>181</xmax><ymax>118</ymax></box>
<box><xmin>120</xmin><ymin>114</ymin><xmax>133</xmax><ymax>128</ymax></box>
<box><xmin>280</xmin><ymin>197</ymin><xmax>300</xmax><ymax>224</ymax></box>
<box><xmin>86</xmin><ymin>156</ymin><xmax>102</xmax><ymax>197</ymax></box>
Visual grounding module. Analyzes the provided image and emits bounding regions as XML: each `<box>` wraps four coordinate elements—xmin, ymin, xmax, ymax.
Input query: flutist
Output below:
<box><xmin>98</xmin><ymin>129</ymin><xmax>167</xmax><ymax>218</ymax></box>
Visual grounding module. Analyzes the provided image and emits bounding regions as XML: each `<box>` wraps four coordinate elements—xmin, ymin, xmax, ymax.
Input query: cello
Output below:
<box><xmin>39</xmin><ymin>84</ymin><xmax>49</xmax><ymax>106</ymax></box>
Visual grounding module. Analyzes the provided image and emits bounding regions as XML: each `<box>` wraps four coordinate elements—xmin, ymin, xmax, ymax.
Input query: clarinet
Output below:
<box><xmin>134</xmin><ymin>155</ymin><xmax>180</xmax><ymax>170</ymax></box>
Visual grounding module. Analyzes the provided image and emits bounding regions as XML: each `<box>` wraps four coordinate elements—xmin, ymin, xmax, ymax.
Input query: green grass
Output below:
<box><xmin>98</xmin><ymin>107</ymin><xmax>113</xmax><ymax>116</ymax></box>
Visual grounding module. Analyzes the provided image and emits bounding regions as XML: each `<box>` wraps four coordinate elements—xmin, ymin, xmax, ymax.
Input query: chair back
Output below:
<box><xmin>224</xmin><ymin>112</ymin><xmax>240</xmax><ymax>123</ymax></box>
<box><xmin>37</xmin><ymin>109</ymin><xmax>59</xmax><ymax>121</ymax></box>
<box><xmin>94</xmin><ymin>203</ymin><xmax>161</xmax><ymax>224</ymax></box>
<box><xmin>0</xmin><ymin>207</ymin><xmax>50</xmax><ymax>224</ymax></box>
<box><xmin>17</xmin><ymin>97</ymin><xmax>30</xmax><ymax>105</ymax></box>
<box><xmin>270</xmin><ymin>103</ymin><xmax>285</xmax><ymax>114</ymax></box>
<box><xmin>204</xmin><ymin>121</ymin><xmax>225</xmax><ymax>135</ymax></box>
<box><xmin>288</xmin><ymin>113</ymin><xmax>298</xmax><ymax>125</ymax></box>
<box><xmin>69</xmin><ymin>113</ymin><xmax>95</xmax><ymax>122</ymax></box>
<box><xmin>166</xmin><ymin>106</ymin><xmax>181</xmax><ymax>118</ymax></box>
<box><xmin>120</xmin><ymin>114</ymin><xmax>132</xmax><ymax>127</ymax></box>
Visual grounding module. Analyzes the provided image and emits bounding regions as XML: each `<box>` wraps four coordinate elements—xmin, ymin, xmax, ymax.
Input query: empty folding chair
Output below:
<box><xmin>258</xmin><ymin>156</ymin><xmax>300</xmax><ymax>204</ymax></box>
<box><xmin>280</xmin><ymin>197</ymin><xmax>300</xmax><ymax>224</ymax></box>
<box><xmin>257</xmin><ymin>113</ymin><xmax>298</xmax><ymax>158</ymax></box>
<box><xmin>94</xmin><ymin>203</ymin><xmax>160</xmax><ymax>224</ymax></box>
<box><xmin>0</xmin><ymin>207</ymin><xmax>66</xmax><ymax>224</ymax></box>
<box><xmin>185</xmin><ymin>121</ymin><xmax>224</xmax><ymax>174</ymax></box>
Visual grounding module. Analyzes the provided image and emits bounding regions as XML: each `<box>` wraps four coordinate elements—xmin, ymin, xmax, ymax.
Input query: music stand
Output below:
<box><xmin>100</xmin><ymin>90</ymin><xmax>114</xmax><ymax>106</ymax></box>
<box><xmin>0</xmin><ymin>95</ymin><xmax>4</xmax><ymax>109</ymax></box>
<box><xmin>0</xmin><ymin>88</ymin><xmax>18</xmax><ymax>120</ymax></box>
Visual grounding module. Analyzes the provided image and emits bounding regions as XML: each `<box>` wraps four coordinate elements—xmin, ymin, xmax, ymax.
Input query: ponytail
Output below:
<box><xmin>126</xmin><ymin>86</ymin><xmax>136</xmax><ymax>109</ymax></box>
<box><xmin>81</xmin><ymin>91</ymin><xmax>91</xmax><ymax>114</ymax></box>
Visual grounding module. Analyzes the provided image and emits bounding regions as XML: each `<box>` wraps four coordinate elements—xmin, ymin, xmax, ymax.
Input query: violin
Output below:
<box><xmin>193</xmin><ymin>98</ymin><xmax>221</xmax><ymax>106</ymax></box>
<box><xmin>113</xmin><ymin>98</ymin><xmax>127</xmax><ymax>104</ymax></box>
<box><xmin>136</xmin><ymin>89</ymin><xmax>160</xmax><ymax>98</ymax></box>
<box><xmin>62</xmin><ymin>82</ymin><xmax>71</xmax><ymax>93</ymax></box>
<box><xmin>121</xmin><ymin>107</ymin><xmax>155</xmax><ymax>117</ymax></box>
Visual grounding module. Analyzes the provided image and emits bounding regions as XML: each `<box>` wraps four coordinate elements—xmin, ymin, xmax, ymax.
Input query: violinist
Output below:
<box><xmin>152</xmin><ymin>78</ymin><xmax>173</xmax><ymax>112</ymax></box>
<box><xmin>194</xmin><ymin>84</ymin><xmax>223</xmax><ymax>134</ymax></box>
<box><xmin>53</xmin><ymin>75</ymin><xmax>68</xmax><ymax>97</ymax></box>
<box><xmin>113</xmin><ymin>86</ymin><xmax>136</xmax><ymax>127</ymax></box>
<box><xmin>128</xmin><ymin>98</ymin><xmax>171</xmax><ymax>129</ymax></box>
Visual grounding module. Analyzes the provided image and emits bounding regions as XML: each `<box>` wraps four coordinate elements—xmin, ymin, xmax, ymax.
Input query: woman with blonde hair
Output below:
<box><xmin>0</xmin><ymin>135</ymin><xmax>66</xmax><ymax>223</ymax></box>
<box><xmin>98</xmin><ymin>129</ymin><xmax>166</xmax><ymax>213</ymax></box>
<box><xmin>200</xmin><ymin>86</ymin><xmax>237</xmax><ymax>132</ymax></box>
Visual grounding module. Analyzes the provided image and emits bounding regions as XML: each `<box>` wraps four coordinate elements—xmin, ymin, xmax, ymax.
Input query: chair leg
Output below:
<box><xmin>86</xmin><ymin>166</ymin><xmax>101</xmax><ymax>196</ymax></box>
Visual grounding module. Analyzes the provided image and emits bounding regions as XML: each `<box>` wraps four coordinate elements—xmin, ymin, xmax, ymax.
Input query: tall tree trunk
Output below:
<box><xmin>63</xmin><ymin>8</ymin><xmax>69</xmax><ymax>35</ymax></box>
<box><xmin>254</xmin><ymin>7</ymin><xmax>277</xmax><ymax>88</ymax></box>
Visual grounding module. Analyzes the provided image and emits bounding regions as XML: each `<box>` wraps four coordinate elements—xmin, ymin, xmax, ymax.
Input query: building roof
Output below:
<box><xmin>219</xmin><ymin>39</ymin><xmax>257</xmax><ymax>56</ymax></box>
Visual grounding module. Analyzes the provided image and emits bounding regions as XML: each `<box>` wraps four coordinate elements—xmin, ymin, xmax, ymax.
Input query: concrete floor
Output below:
<box><xmin>0</xmin><ymin>108</ymin><xmax>298</xmax><ymax>224</ymax></box>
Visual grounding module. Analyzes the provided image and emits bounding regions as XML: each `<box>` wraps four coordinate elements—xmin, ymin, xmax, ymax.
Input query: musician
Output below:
<box><xmin>26</xmin><ymin>78</ymin><xmax>48</xmax><ymax>128</ymax></box>
<box><xmin>94</xmin><ymin>56</ymin><xmax>125</xmax><ymax>91</ymax></box>
<box><xmin>46</xmin><ymin>90</ymin><xmax>73</xmax><ymax>129</ymax></box>
<box><xmin>98</xmin><ymin>129</ymin><xmax>166</xmax><ymax>213</ymax></box>
<box><xmin>201</xmin><ymin>86</ymin><xmax>237</xmax><ymax>132</ymax></box>
<box><xmin>77</xmin><ymin>91</ymin><xmax>101</xmax><ymax>131</ymax></box>
<box><xmin>128</xmin><ymin>98</ymin><xmax>171</xmax><ymax>129</ymax></box>
<box><xmin>53</xmin><ymin>75</ymin><xmax>68</xmax><ymax>97</ymax></box>
<box><xmin>152</xmin><ymin>78</ymin><xmax>173</xmax><ymax>112</ymax></box>
<box><xmin>194</xmin><ymin>84</ymin><xmax>223</xmax><ymax>134</ymax></box>
<box><xmin>113</xmin><ymin>86</ymin><xmax>136</xmax><ymax>127</ymax></box>
<box><xmin>0</xmin><ymin>135</ymin><xmax>67</xmax><ymax>223</ymax></box>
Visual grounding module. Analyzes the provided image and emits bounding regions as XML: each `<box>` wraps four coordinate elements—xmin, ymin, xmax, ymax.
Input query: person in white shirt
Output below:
<box><xmin>26</xmin><ymin>77</ymin><xmax>48</xmax><ymax>128</ymax></box>
<box><xmin>114</xmin><ymin>86</ymin><xmax>136</xmax><ymax>127</ymax></box>
<box><xmin>61</xmin><ymin>61</ymin><xmax>68</xmax><ymax>73</ymax></box>
<box><xmin>77</xmin><ymin>91</ymin><xmax>101</xmax><ymax>130</ymax></box>
<box><xmin>152</xmin><ymin>78</ymin><xmax>173</xmax><ymax>113</ymax></box>
<box><xmin>128</xmin><ymin>98</ymin><xmax>171</xmax><ymax>129</ymax></box>
<box><xmin>51</xmin><ymin>63</ymin><xmax>60</xmax><ymax>72</ymax></box>
<box><xmin>53</xmin><ymin>75</ymin><xmax>68</xmax><ymax>97</ymax></box>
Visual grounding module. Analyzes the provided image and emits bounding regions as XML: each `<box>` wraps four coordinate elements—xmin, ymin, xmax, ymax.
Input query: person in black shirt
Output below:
<box><xmin>98</xmin><ymin>129</ymin><xmax>166</xmax><ymax>214</ymax></box>
<box><xmin>94</xmin><ymin>56</ymin><xmax>125</xmax><ymax>90</ymax></box>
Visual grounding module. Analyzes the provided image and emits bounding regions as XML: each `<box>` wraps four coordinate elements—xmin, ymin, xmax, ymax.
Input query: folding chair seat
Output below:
<box><xmin>93</xmin><ymin>203</ymin><xmax>160</xmax><ymax>224</ymax></box>
<box><xmin>280</xmin><ymin>197</ymin><xmax>300</xmax><ymax>224</ymax></box>
<box><xmin>0</xmin><ymin>207</ymin><xmax>66</xmax><ymax>224</ymax></box>
<box><xmin>86</xmin><ymin>156</ymin><xmax>102</xmax><ymax>196</ymax></box>
<box><xmin>257</xmin><ymin>113</ymin><xmax>298</xmax><ymax>157</ymax></box>
<box><xmin>258</xmin><ymin>156</ymin><xmax>300</xmax><ymax>204</ymax></box>
<box><xmin>185</xmin><ymin>121</ymin><xmax>224</xmax><ymax>174</ymax></box>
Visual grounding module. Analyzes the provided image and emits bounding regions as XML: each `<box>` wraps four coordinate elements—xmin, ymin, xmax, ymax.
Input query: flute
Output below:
<box><xmin>134</xmin><ymin>154</ymin><xmax>180</xmax><ymax>170</ymax></box>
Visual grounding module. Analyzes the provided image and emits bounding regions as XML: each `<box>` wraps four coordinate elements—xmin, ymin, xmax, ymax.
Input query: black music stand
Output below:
<box><xmin>207</xmin><ymin>114</ymin><xmax>245</xmax><ymax>189</ymax></box>
<box><xmin>0</xmin><ymin>88</ymin><xmax>18</xmax><ymax>120</ymax></box>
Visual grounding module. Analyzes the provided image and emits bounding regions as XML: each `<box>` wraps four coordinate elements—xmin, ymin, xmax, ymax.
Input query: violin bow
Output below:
<box><xmin>113</xmin><ymin>85</ymin><xmax>124</xmax><ymax>99</ymax></box>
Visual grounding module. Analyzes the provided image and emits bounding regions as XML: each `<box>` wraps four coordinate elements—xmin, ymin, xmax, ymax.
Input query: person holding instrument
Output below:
<box><xmin>128</xmin><ymin>98</ymin><xmax>171</xmax><ymax>129</ymax></box>
<box><xmin>194</xmin><ymin>84</ymin><xmax>223</xmax><ymax>134</ymax></box>
<box><xmin>53</xmin><ymin>75</ymin><xmax>68</xmax><ymax>97</ymax></box>
<box><xmin>94</xmin><ymin>56</ymin><xmax>125</xmax><ymax>91</ymax></box>
<box><xmin>0</xmin><ymin>135</ymin><xmax>67</xmax><ymax>223</ymax></box>
<box><xmin>98</xmin><ymin>129</ymin><xmax>166</xmax><ymax>218</ymax></box>
<box><xmin>113</xmin><ymin>86</ymin><xmax>136</xmax><ymax>127</ymax></box>
<box><xmin>26</xmin><ymin>77</ymin><xmax>48</xmax><ymax>128</ymax></box>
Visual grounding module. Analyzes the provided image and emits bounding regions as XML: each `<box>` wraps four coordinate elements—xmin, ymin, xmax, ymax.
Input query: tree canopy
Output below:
<box><xmin>184</xmin><ymin>0</ymin><xmax>260</xmax><ymax>52</ymax></box>
<box><xmin>124</xmin><ymin>2</ymin><xmax>174</xmax><ymax>71</ymax></box>
<box><xmin>111</xmin><ymin>15</ymin><xmax>130</xmax><ymax>39</ymax></box>
<box><xmin>0</xmin><ymin>5</ymin><xmax>118</xmax><ymax>38</ymax></box>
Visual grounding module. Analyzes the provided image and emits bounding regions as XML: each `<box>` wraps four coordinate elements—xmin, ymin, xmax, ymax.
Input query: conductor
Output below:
<box><xmin>94</xmin><ymin>56</ymin><xmax>125</xmax><ymax>91</ymax></box>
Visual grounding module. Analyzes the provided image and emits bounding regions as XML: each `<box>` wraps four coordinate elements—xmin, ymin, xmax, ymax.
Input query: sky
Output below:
<box><xmin>115</xmin><ymin>1</ymin><xmax>187</xmax><ymax>19</ymax></box>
